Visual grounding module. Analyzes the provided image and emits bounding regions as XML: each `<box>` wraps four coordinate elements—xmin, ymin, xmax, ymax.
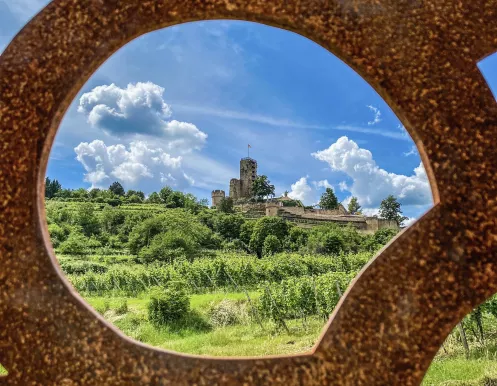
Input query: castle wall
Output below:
<box><xmin>365</xmin><ymin>217</ymin><xmax>398</xmax><ymax>233</ymax></box>
<box><xmin>229</xmin><ymin>178</ymin><xmax>241</xmax><ymax>200</ymax></box>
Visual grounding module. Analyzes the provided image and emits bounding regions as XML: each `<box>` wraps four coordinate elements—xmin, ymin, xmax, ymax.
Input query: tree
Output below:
<box><xmin>146</xmin><ymin>192</ymin><xmax>162</xmax><ymax>204</ymax></box>
<box><xmin>126</xmin><ymin>190</ymin><xmax>145</xmax><ymax>201</ymax></box>
<box><xmin>74</xmin><ymin>202</ymin><xmax>100</xmax><ymax>236</ymax></box>
<box><xmin>319</xmin><ymin>188</ymin><xmax>339</xmax><ymax>210</ymax></box>
<box><xmin>379</xmin><ymin>195</ymin><xmax>408</xmax><ymax>226</ymax></box>
<box><xmin>159</xmin><ymin>186</ymin><xmax>173</xmax><ymax>204</ymax></box>
<box><xmin>217</xmin><ymin>197</ymin><xmax>234</xmax><ymax>213</ymax></box>
<box><xmin>347</xmin><ymin>197</ymin><xmax>361</xmax><ymax>214</ymax></box>
<box><xmin>306</xmin><ymin>224</ymin><xmax>344</xmax><ymax>255</ymax></box>
<box><xmin>249</xmin><ymin>217</ymin><xmax>288</xmax><ymax>258</ymax></box>
<box><xmin>252</xmin><ymin>175</ymin><xmax>275</xmax><ymax>200</ymax></box>
<box><xmin>109</xmin><ymin>181</ymin><xmax>125</xmax><ymax>196</ymax></box>
<box><xmin>45</xmin><ymin>177</ymin><xmax>62</xmax><ymax>199</ymax></box>
<box><xmin>165</xmin><ymin>191</ymin><xmax>186</xmax><ymax>208</ymax></box>
<box><xmin>262</xmin><ymin>235</ymin><xmax>282</xmax><ymax>256</ymax></box>
<box><xmin>213</xmin><ymin>214</ymin><xmax>245</xmax><ymax>240</ymax></box>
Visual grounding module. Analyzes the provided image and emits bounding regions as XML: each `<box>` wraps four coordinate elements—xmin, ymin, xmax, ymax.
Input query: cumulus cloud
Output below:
<box><xmin>312</xmin><ymin>136</ymin><xmax>432</xmax><ymax>209</ymax></box>
<box><xmin>78</xmin><ymin>82</ymin><xmax>207</xmax><ymax>151</ymax></box>
<box><xmin>288</xmin><ymin>177</ymin><xmax>315</xmax><ymax>204</ymax></box>
<box><xmin>403</xmin><ymin>217</ymin><xmax>418</xmax><ymax>227</ymax></box>
<box><xmin>313</xmin><ymin>179</ymin><xmax>333</xmax><ymax>190</ymax></box>
<box><xmin>367</xmin><ymin>105</ymin><xmax>382</xmax><ymax>126</ymax></box>
<box><xmin>74</xmin><ymin>140</ymin><xmax>193</xmax><ymax>189</ymax></box>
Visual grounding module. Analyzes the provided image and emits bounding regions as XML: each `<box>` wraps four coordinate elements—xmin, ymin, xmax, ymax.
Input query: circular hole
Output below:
<box><xmin>42</xmin><ymin>21</ymin><xmax>434</xmax><ymax>357</ymax></box>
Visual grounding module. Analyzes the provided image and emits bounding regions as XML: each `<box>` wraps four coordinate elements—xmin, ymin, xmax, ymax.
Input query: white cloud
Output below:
<box><xmin>404</xmin><ymin>217</ymin><xmax>418</xmax><ymax>227</ymax></box>
<box><xmin>78</xmin><ymin>82</ymin><xmax>207</xmax><ymax>152</ymax></box>
<box><xmin>313</xmin><ymin>179</ymin><xmax>333</xmax><ymax>190</ymax></box>
<box><xmin>338</xmin><ymin>181</ymin><xmax>348</xmax><ymax>191</ymax></box>
<box><xmin>312</xmin><ymin>136</ymin><xmax>432</xmax><ymax>209</ymax></box>
<box><xmin>361</xmin><ymin>208</ymin><xmax>380</xmax><ymax>217</ymax></box>
<box><xmin>404</xmin><ymin>145</ymin><xmax>417</xmax><ymax>157</ymax></box>
<box><xmin>367</xmin><ymin>105</ymin><xmax>382</xmax><ymax>125</ymax></box>
<box><xmin>74</xmin><ymin>140</ymin><xmax>191</xmax><ymax>189</ymax></box>
<box><xmin>288</xmin><ymin>177</ymin><xmax>315</xmax><ymax>204</ymax></box>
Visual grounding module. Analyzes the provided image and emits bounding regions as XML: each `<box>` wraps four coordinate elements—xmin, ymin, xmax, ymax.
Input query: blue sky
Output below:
<box><xmin>3</xmin><ymin>1</ymin><xmax>497</xmax><ymax>223</ymax></box>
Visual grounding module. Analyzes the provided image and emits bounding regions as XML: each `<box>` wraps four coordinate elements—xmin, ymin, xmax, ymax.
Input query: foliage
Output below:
<box><xmin>319</xmin><ymin>188</ymin><xmax>339</xmax><ymax>210</ymax></box>
<box><xmin>45</xmin><ymin>177</ymin><xmax>62</xmax><ymax>199</ymax></box>
<box><xmin>139</xmin><ymin>231</ymin><xmax>197</xmax><ymax>263</ymax></box>
<box><xmin>259</xmin><ymin>271</ymin><xmax>356</xmax><ymax>321</ymax></box>
<box><xmin>48</xmin><ymin>223</ymin><xmax>68</xmax><ymax>247</ymax></box>
<box><xmin>159</xmin><ymin>186</ymin><xmax>173</xmax><ymax>204</ymax></box>
<box><xmin>305</xmin><ymin>224</ymin><xmax>344</xmax><ymax>255</ymax></box>
<box><xmin>249</xmin><ymin>217</ymin><xmax>289</xmax><ymax>258</ymax></box>
<box><xmin>252</xmin><ymin>175</ymin><xmax>275</xmax><ymax>200</ymax></box>
<box><xmin>347</xmin><ymin>197</ymin><xmax>361</xmax><ymax>214</ymax></box>
<box><xmin>208</xmin><ymin>299</ymin><xmax>248</xmax><ymax>327</ymax></box>
<box><xmin>148</xmin><ymin>285</ymin><xmax>190</xmax><ymax>326</ymax></box>
<box><xmin>59</xmin><ymin>260</ymin><xmax>108</xmax><ymax>275</ymax></box>
<box><xmin>217</xmin><ymin>197</ymin><xmax>234</xmax><ymax>213</ymax></box>
<box><xmin>146</xmin><ymin>192</ymin><xmax>162</xmax><ymax>203</ymax></box>
<box><xmin>58</xmin><ymin>231</ymin><xmax>90</xmax><ymax>255</ymax></box>
<box><xmin>379</xmin><ymin>195</ymin><xmax>408</xmax><ymax>226</ymax></box>
<box><xmin>109</xmin><ymin>181</ymin><xmax>125</xmax><ymax>196</ymax></box>
<box><xmin>127</xmin><ymin>210</ymin><xmax>213</xmax><ymax>256</ymax></box>
<box><xmin>213</xmin><ymin>214</ymin><xmax>245</xmax><ymax>240</ymax></box>
<box><xmin>67</xmin><ymin>252</ymin><xmax>371</xmax><ymax>296</ymax></box>
<box><xmin>74</xmin><ymin>202</ymin><xmax>100</xmax><ymax>236</ymax></box>
<box><xmin>239</xmin><ymin>221</ymin><xmax>255</xmax><ymax>245</ymax></box>
<box><xmin>262</xmin><ymin>235</ymin><xmax>282</xmax><ymax>256</ymax></box>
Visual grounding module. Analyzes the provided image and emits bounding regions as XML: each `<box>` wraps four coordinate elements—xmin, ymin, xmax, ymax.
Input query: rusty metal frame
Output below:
<box><xmin>1</xmin><ymin>0</ymin><xmax>497</xmax><ymax>384</ymax></box>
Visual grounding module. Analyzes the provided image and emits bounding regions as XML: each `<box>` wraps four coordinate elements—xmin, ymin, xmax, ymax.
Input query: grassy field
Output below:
<box><xmin>42</xmin><ymin>200</ymin><xmax>497</xmax><ymax>384</ymax></box>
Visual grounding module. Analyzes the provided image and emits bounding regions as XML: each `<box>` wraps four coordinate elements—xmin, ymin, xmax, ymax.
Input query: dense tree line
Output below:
<box><xmin>47</xmin><ymin>200</ymin><xmax>399</xmax><ymax>263</ymax></box>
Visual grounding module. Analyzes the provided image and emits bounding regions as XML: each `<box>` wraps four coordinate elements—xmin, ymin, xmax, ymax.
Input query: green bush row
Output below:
<box><xmin>258</xmin><ymin>271</ymin><xmax>357</xmax><ymax>321</ymax></box>
<box><xmin>67</xmin><ymin>252</ymin><xmax>371</xmax><ymax>296</ymax></box>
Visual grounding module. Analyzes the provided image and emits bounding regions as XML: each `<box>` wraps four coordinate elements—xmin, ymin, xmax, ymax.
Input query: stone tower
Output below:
<box><xmin>229</xmin><ymin>157</ymin><xmax>257</xmax><ymax>200</ymax></box>
<box><xmin>211</xmin><ymin>190</ymin><xmax>225</xmax><ymax>207</ymax></box>
<box><xmin>240</xmin><ymin>157</ymin><xmax>257</xmax><ymax>198</ymax></box>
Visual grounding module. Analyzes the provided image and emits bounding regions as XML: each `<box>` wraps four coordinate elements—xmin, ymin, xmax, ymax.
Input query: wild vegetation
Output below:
<box><xmin>45</xmin><ymin>179</ymin><xmax>497</xmax><ymax>385</ymax></box>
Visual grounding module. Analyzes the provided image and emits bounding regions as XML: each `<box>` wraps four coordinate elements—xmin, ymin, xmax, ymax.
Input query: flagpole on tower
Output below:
<box><xmin>248</xmin><ymin>144</ymin><xmax>251</xmax><ymax>158</ymax></box>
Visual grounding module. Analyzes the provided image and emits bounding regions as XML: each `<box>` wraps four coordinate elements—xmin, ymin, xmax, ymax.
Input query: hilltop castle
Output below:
<box><xmin>211</xmin><ymin>157</ymin><xmax>257</xmax><ymax>206</ymax></box>
<box><xmin>211</xmin><ymin>157</ymin><xmax>398</xmax><ymax>234</ymax></box>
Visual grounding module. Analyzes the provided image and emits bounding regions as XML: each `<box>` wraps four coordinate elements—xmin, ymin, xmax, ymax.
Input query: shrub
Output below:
<box><xmin>58</xmin><ymin>232</ymin><xmax>89</xmax><ymax>255</ymax></box>
<box><xmin>138</xmin><ymin>231</ymin><xmax>197</xmax><ymax>263</ymax></box>
<box><xmin>213</xmin><ymin>214</ymin><xmax>245</xmax><ymax>240</ymax></box>
<box><xmin>147</xmin><ymin>285</ymin><xmax>190</xmax><ymax>326</ymax></box>
<box><xmin>208</xmin><ymin>299</ymin><xmax>248</xmax><ymax>327</ymax></box>
<box><xmin>48</xmin><ymin>223</ymin><xmax>67</xmax><ymax>247</ymax></box>
<box><xmin>262</xmin><ymin>235</ymin><xmax>282</xmax><ymax>256</ymax></box>
<box><xmin>249</xmin><ymin>217</ymin><xmax>289</xmax><ymax>257</ymax></box>
<box><xmin>115</xmin><ymin>299</ymin><xmax>128</xmax><ymax>315</ymax></box>
<box><xmin>306</xmin><ymin>224</ymin><xmax>345</xmax><ymax>255</ymax></box>
<box><xmin>59</xmin><ymin>260</ymin><xmax>108</xmax><ymax>275</ymax></box>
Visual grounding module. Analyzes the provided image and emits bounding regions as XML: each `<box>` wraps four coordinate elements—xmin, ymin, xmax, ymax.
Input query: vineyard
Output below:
<box><xmin>46</xmin><ymin>198</ymin><xmax>497</xmax><ymax>385</ymax></box>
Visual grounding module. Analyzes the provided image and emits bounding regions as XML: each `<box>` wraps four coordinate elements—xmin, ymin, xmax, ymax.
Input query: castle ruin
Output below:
<box><xmin>211</xmin><ymin>156</ymin><xmax>399</xmax><ymax>234</ymax></box>
<box><xmin>229</xmin><ymin>157</ymin><xmax>257</xmax><ymax>200</ymax></box>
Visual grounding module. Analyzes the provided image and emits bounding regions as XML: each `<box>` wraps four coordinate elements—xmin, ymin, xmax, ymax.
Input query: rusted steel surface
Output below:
<box><xmin>1</xmin><ymin>0</ymin><xmax>497</xmax><ymax>384</ymax></box>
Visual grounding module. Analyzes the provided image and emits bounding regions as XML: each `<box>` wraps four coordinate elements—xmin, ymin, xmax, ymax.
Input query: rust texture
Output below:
<box><xmin>1</xmin><ymin>0</ymin><xmax>497</xmax><ymax>384</ymax></box>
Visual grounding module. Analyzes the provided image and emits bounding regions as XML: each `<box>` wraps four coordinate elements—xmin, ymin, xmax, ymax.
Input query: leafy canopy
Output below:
<box><xmin>252</xmin><ymin>175</ymin><xmax>275</xmax><ymax>200</ymax></box>
<box><xmin>319</xmin><ymin>188</ymin><xmax>339</xmax><ymax>210</ymax></box>
<box><xmin>347</xmin><ymin>197</ymin><xmax>361</xmax><ymax>214</ymax></box>
<box><xmin>379</xmin><ymin>195</ymin><xmax>408</xmax><ymax>226</ymax></box>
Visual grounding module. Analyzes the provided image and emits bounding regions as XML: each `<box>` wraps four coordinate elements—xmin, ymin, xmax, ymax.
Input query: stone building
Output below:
<box><xmin>211</xmin><ymin>190</ymin><xmax>225</xmax><ymax>208</ymax></box>
<box><xmin>229</xmin><ymin>157</ymin><xmax>257</xmax><ymax>200</ymax></box>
